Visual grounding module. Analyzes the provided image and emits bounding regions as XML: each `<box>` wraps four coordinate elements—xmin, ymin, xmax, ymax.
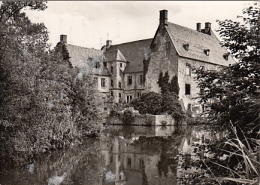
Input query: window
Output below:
<box><xmin>111</xmin><ymin>79</ymin><xmax>113</xmax><ymax>87</ymax></box>
<box><xmin>103</xmin><ymin>62</ymin><xmax>107</xmax><ymax>68</ymax></box>
<box><xmin>94</xmin><ymin>77</ymin><xmax>98</xmax><ymax>86</ymax></box>
<box><xmin>119</xmin><ymin>82</ymin><xmax>121</xmax><ymax>88</ymax></box>
<box><xmin>185</xmin><ymin>84</ymin><xmax>191</xmax><ymax>95</ymax></box>
<box><xmin>128</xmin><ymin>76</ymin><xmax>132</xmax><ymax>85</ymax></box>
<box><xmin>120</xmin><ymin>63</ymin><xmax>122</xmax><ymax>67</ymax></box>
<box><xmin>119</xmin><ymin>69</ymin><xmax>123</xmax><ymax>77</ymax></box>
<box><xmin>111</xmin><ymin>66</ymin><xmax>113</xmax><ymax>74</ymax></box>
<box><xmin>127</xmin><ymin>158</ymin><xmax>131</xmax><ymax>168</ymax></box>
<box><xmin>204</xmin><ymin>49</ymin><xmax>210</xmax><ymax>56</ymax></box>
<box><xmin>183</xmin><ymin>43</ymin><xmax>189</xmax><ymax>51</ymax></box>
<box><xmin>95</xmin><ymin>62</ymin><xmax>100</xmax><ymax>68</ymax></box>
<box><xmin>101</xmin><ymin>78</ymin><xmax>105</xmax><ymax>88</ymax></box>
<box><xmin>119</xmin><ymin>93</ymin><xmax>121</xmax><ymax>98</ymax></box>
<box><xmin>137</xmin><ymin>92</ymin><xmax>141</xmax><ymax>98</ymax></box>
<box><xmin>139</xmin><ymin>159</ymin><xmax>144</xmax><ymax>168</ymax></box>
<box><xmin>111</xmin><ymin>91</ymin><xmax>113</xmax><ymax>96</ymax></box>
<box><xmin>139</xmin><ymin>75</ymin><xmax>144</xmax><ymax>85</ymax></box>
<box><xmin>126</xmin><ymin>95</ymin><xmax>132</xmax><ymax>103</ymax></box>
<box><xmin>186</xmin><ymin>64</ymin><xmax>191</xmax><ymax>76</ymax></box>
<box><xmin>166</xmin><ymin>42</ymin><xmax>171</xmax><ymax>50</ymax></box>
<box><xmin>223</xmin><ymin>53</ymin><xmax>229</xmax><ymax>60</ymax></box>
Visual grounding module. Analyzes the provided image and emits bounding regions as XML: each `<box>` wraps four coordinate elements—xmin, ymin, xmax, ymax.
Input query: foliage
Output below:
<box><xmin>130</xmin><ymin>92</ymin><xmax>184</xmax><ymax>122</ymax></box>
<box><xmin>193</xmin><ymin>2</ymin><xmax>260</xmax><ymax>184</ymax></box>
<box><xmin>158</xmin><ymin>71</ymin><xmax>179</xmax><ymax>95</ymax></box>
<box><xmin>195</xmin><ymin>2</ymin><xmax>259</xmax><ymax>139</ymax></box>
<box><xmin>122</xmin><ymin>110</ymin><xmax>135</xmax><ymax>124</ymax></box>
<box><xmin>70</xmin><ymin>67</ymin><xmax>105</xmax><ymax>136</ymax></box>
<box><xmin>130</xmin><ymin>92</ymin><xmax>163</xmax><ymax>115</ymax></box>
<box><xmin>0</xmin><ymin>1</ymin><xmax>104</xmax><ymax>165</ymax></box>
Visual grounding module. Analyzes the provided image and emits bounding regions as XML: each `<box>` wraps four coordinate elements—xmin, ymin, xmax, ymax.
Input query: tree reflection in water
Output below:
<box><xmin>0</xmin><ymin>125</ymin><xmax>226</xmax><ymax>185</ymax></box>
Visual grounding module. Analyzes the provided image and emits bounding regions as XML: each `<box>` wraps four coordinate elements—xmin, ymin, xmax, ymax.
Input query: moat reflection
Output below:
<box><xmin>0</xmin><ymin>125</ymin><xmax>223</xmax><ymax>185</ymax></box>
<box><xmin>101</xmin><ymin>126</ymin><xmax>179</xmax><ymax>185</ymax></box>
<box><xmin>101</xmin><ymin>125</ymin><xmax>223</xmax><ymax>185</ymax></box>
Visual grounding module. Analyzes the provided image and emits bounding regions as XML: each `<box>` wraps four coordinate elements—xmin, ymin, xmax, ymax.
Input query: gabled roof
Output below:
<box><xmin>65</xmin><ymin>44</ymin><xmax>102</xmax><ymax>67</ymax></box>
<box><xmin>106</xmin><ymin>39</ymin><xmax>153</xmax><ymax>73</ymax></box>
<box><xmin>104</xmin><ymin>49</ymin><xmax>127</xmax><ymax>62</ymax></box>
<box><xmin>166</xmin><ymin>22</ymin><xmax>235</xmax><ymax>66</ymax></box>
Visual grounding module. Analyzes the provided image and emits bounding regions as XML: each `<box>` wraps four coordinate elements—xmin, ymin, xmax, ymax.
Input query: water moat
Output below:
<box><xmin>0</xmin><ymin>124</ymin><xmax>223</xmax><ymax>185</ymax></box>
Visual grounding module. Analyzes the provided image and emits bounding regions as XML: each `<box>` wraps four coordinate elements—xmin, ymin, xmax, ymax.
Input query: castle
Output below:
<box><xmin>55</xmin><ymin>10</ymin><xmax>235</xmax><ymax>115</ymax></box>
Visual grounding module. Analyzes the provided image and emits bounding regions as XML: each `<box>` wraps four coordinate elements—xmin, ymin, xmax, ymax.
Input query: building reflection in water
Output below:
<box><xmin>101</xmin><ymin>125</ymin><xmax>179</xmax><ymax>185</ymax></box>
<box><xmin>100</xmin><ymin>125</ymin><xmax>224</xmax><ymax>185</ymax></box>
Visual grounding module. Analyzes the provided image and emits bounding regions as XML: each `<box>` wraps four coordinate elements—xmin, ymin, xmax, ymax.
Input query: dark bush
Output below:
<box><xmin>122</xmin><ymin>110</ymin><xmax>135</xmax><ymax>124</ymax></box>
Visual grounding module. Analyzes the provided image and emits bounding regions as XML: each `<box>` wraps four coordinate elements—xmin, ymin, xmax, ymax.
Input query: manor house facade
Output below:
<box><xmin>55</xmin><ymin>10</ymin><xmax>235</xmax><ymax>115</ymax></box>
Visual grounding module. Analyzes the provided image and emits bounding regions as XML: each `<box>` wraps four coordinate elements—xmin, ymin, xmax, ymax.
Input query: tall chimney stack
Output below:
<box><xmin>196</xmin><ymin>23</ymin><xmax>201</xmax><ymax>32</ymax></box>
<box><xmin>205</xmin><ymin>22</ymin><xmax>211</xmax><ymax>35</ymax></box>
<box><xmin>60</xmin><ymin>35</ymin><xmax>67</xmax><ymax>44</ymax></box>
<box><xmin>160</xmin><ymin>10</ymin><xmax>168</xmax><ymax>25</ymax></box>
<box><xmin>106</xmin><ymin>40</ymin><xmax>112</xmax><ymax>49</ymax></box>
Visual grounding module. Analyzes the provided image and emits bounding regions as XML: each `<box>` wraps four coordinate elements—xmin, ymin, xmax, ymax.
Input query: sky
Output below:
<box><xmin>24</xmin><ymin>1</ymin><xmax>252</xmax><ymax>49</ymax></box>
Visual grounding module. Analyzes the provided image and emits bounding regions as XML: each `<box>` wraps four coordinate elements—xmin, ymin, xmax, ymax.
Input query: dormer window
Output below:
<box><xmin>223</xmin><ymin>53</ymin><xmax>229</xmax><ymax>60</ymax></box>
<box><xmin>183</xmin><ymin>43</ymin><xmax>189</xmax><ymax>51</ymax></box>
<box><xmin>204</xmin><ymin>49</ymin><xmax>210</xmax><ymax>56</ymax></box>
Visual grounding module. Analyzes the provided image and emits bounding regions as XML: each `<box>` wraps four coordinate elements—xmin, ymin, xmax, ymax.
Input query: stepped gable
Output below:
<box><xmin>106</xmin><ymin>38</ymin><xmax>153</xmax><ymax>73</ymax></box>
<box><xmin>166</xmin><ymin>22</ymin><xmax>235</xmax><ymax>66</ymax></box>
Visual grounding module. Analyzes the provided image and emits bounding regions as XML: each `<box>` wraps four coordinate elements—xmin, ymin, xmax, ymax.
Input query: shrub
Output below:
<box><xmin>130</xmin><ymin>92</ymin><xmax>185</xmax><ymax>123</ymax></box>
<box><xmin>122</xmin><ymin>110</ymin><xmax>135</xmax><ymax>124</ymax></box>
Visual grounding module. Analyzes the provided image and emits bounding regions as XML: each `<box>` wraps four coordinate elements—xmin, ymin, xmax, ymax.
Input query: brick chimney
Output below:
<box><xmin>205</xmin><ymin>22</ymin><xmax>211</xmax><ymax>35</ymax></box>
<box><xmin>60</xmin><ymin>35</ymin><xmax>67</xmax><ymax>44</ymax></box>
<box><xmin>106</xmin><ymin>40</ymin><xmax>112</xmax><ymax>49</ymax></box>
<box><xmin>160</xmin><ymin>10</ymin><xmax>168</xmax><ymax>25</ymax></box>
<box><xmin>196</xmin><ymin>23</ymin><xmax>201</xmax><ymax>32</ymax></box>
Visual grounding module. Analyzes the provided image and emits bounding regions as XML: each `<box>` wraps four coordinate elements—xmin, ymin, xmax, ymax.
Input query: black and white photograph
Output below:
<box><xmin>0</xmin><ymin>1</ymin><xmax>259</xmax><ymax>184</ymax></box>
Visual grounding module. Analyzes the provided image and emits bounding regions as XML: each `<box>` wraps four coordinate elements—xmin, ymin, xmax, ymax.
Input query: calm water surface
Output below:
<box><xmin>0</xmin><ymin>125</ymin><xmax>223</xmax><ymax>185</ymax></box>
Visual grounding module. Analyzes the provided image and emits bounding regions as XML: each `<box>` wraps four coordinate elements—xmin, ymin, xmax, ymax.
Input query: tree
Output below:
<box><xmin>70</xmin><ymin>67</ymin><xmax>105</xmax><ymax>136</ymax></box>
<box><xmin>169</xmin><ymin>75</ymin><xmax>179</xmax><ymax>96</ymax></box>
<box><xmin>194</xmin><ymin>3</ymin><xmax>259</xmax><ymax>183</ymax></box>
<box><xmin>158</xmin><ymin>71</ymin><xmax>179</xmax><ymax>96</ymax></box>
<box><xmin>0</xmin><ymin>1</ymin><xmax>105</xmax><ymax>164</ymax></box>
<box><xmin>195</xmin><ymin>2</ymin><xmax>259</xmax><ymax>139</ymax></box>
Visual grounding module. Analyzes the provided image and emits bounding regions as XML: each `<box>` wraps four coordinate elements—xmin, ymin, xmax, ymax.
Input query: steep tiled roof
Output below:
<box><xmin>65</xmin><ymin>44</ymin><xmax>102</xmax><ymax>67</ymax></box>
<box><xmin>166</xmin><ymin>22</ymin><xmax>235</xmax><ymax>66</ymax></box>
<box><xmin>107</xmin><ymin>39</ymin><xmax>153</xmax><ymax>73</ymax></box>
<box><xmin>104</xmin><ymin>49</ymin><xmax>127</xmax><ymax>62</ymax></box>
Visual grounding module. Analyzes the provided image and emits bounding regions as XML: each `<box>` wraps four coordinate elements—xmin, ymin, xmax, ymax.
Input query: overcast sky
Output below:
<box><xmin>24</xmin><ymin>1</ymin><xmax>251</xmax><ymax>49</ymax></box>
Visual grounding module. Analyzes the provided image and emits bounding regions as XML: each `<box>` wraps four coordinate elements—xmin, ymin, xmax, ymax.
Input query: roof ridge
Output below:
<box><xmin>111</xmin><ymin>38</ymin><xmax>153</xmax><ymax>47</ymax></box>
<box><xmin>167</xmin><ymin>22</ymin><xmax>214</xmax><ymax>38</ymax></box>
<box><xmin>65</xmin><ymin>43</ymin><xmax>101</xmax><ymax>51</ymax></box>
